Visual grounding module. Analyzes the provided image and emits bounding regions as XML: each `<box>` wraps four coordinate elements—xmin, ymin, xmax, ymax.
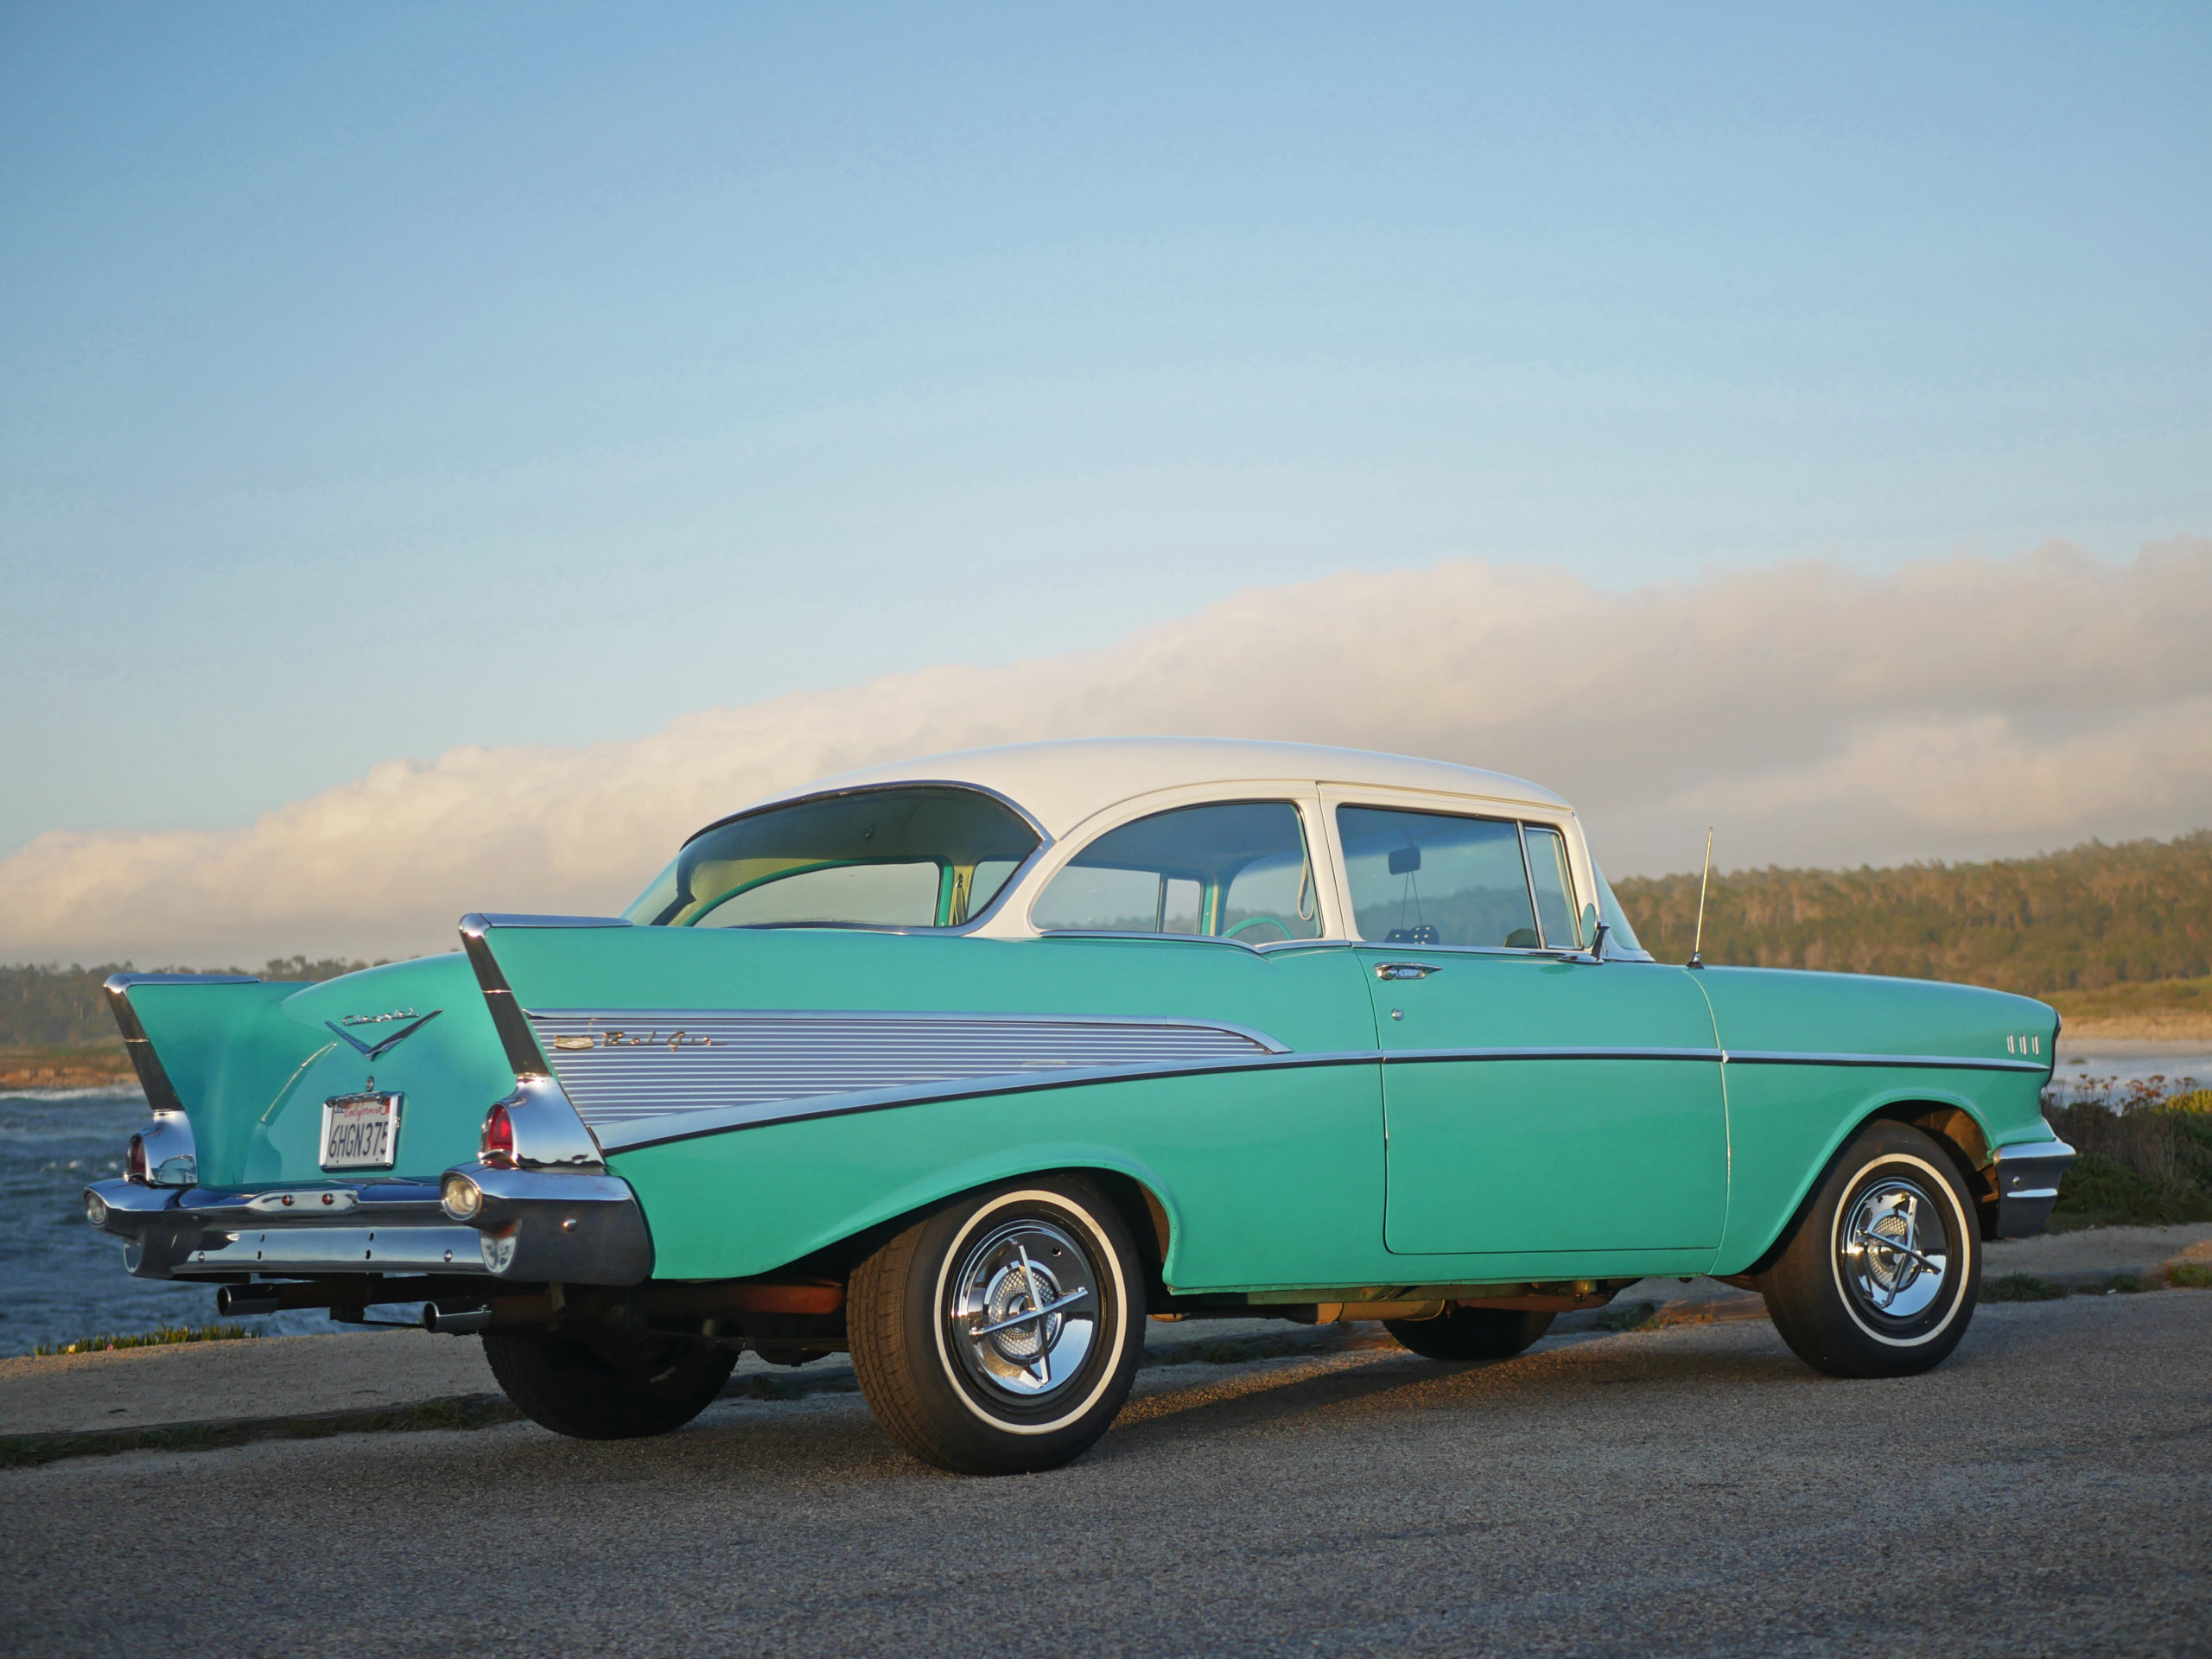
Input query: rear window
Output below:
<box><xmin>624</xmin><ymin>786</ymin><xmax>1041</xmax><ymax>930</ymax></box>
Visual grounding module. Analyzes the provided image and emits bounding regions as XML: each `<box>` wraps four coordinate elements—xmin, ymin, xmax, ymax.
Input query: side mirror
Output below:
<box><xmin>1585</xmin><ymin>921</ymin><xmax>1611</xmax><ymax>963</ymax></box>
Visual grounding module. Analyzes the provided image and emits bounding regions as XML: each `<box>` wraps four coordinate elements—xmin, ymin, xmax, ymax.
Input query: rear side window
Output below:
<box><xmin>1033</xmin><ymin>801</ymin><xmax>1321</xmax><ymax>943</ymax></box>
<box><xmin>624</xmin><ymin>785</ymin><xmax>1040</xmax><ymax>929</ymax></box>
<box><xmin>1337</xmin><ymin>805</ymin><xmax>1580</xmax><ymax>949</ymax></box>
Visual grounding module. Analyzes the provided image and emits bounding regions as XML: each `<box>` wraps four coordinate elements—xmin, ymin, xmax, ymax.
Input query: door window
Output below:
<box><xmin>1033</xmin><ymin>801</ymin><xmax>1321</xmax><ymax>942</ymax></box>
<box><xmin>1338</xmin><ymin>805</ymin><xmax>1577</xmax><ymax>949</ymax></box>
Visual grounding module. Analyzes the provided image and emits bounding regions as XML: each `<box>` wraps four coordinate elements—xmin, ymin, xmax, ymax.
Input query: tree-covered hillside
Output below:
<box><xmin>0</xmin><ymin>957</ymin><xmax>375</xmax><ymax>1049</ymax></box>
<box><xmin>1612</xmin><ymin>831</ymin><xmax>2212</xmax><ymax>994</ymax></box>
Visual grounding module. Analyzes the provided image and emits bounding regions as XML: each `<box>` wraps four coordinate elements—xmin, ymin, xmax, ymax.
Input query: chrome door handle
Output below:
<box><xmin>1374</xmin><ymin>962</ymin><xmax>1442</xmax><ymax>980</ymax></box>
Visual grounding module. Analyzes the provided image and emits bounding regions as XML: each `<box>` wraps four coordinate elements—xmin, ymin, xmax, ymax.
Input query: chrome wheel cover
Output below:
<box><xmin>945</xmin><ymin>1218</ymin><xmax>1101</xmax><ymax>1402</ymax></box>
<box><xmin>1837</xmin><ymin>1173</ymin><xmax>1949</xmax><ymax>1323</ymax></box>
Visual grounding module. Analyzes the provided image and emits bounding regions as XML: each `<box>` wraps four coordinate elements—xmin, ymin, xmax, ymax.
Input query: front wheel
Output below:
<box><xmin>1758</xmin><ymin>1121</ymin><xmax>1981</xmax><ymax>1378</ymax></box>
<box><xmin>848</xmin><ymin>1177</ymin><xmax>1143</xmax><ymax>1475</ymax></box>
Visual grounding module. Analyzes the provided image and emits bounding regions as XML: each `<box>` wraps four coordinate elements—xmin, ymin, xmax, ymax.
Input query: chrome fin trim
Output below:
<box><xmin>102</xmin><ymin>972</ymin><xmax>257</xmax><ymax>1115</ymax></box>
<box><xmin>537</xmin><ymin>1008</ymin><xmax>1288</xmax><ymax>1134</ymax></box>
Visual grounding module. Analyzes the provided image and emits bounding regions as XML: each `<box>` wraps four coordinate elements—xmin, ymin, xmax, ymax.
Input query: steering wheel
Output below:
<box><xmin>1224</xmin><ymin>915</ymin><xmax>1294</xmax><ymax>942</ymax></box>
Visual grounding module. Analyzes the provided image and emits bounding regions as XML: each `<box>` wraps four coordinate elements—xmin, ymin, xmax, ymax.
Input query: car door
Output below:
<box><xmin>1327</xmin><ymin>796</ymin><xmax>1726</xmax><ymax>1259</ymax></box>
<box><xmin>1019</xmin><ymin>791</ymin><xmax>1382</xmax><ymax>1288</ymax></box>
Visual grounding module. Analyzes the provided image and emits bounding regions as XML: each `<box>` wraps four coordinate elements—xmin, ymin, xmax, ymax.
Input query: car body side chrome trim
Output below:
<box><xmin>595</xmin><ymin>1051</ymin><xmax>1383</xmax><ymax>1152</ymax></box>
<box><xmin>1384</xmin><ymin>1046</ymin><xmax>1723</xmax><ymax>1065</ymax></box>
<box><xmin>1723</xmin><ymin>1050</ymin><xmax>2051</xmax><ymax>1075</ymax></box>
<box><xmin>588</xmin><ymin>1039</ymin><xmax>2059</xmax><ymax>1152</ymax></box>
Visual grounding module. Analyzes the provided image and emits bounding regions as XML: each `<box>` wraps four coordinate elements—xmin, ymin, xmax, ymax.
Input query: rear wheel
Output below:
<box><xmin>1758</xmin><ymin>1121</ymin><xmax>1980</xmax><ymax>1378</ymax></box>
<box><xmin>849</xmin><ymin>1178</ymin><xmax>1143</xmax><ymax>1475</ymax></box>
<box><xmin>482</xmin><ymin>1331</ymin><xmax>736</xmax><ymax>1440</ymax></box>
<box><xmin>1385</xmin><ymin>1306</ymin><xmax>1554</xmax><ymax>1360</ymax></box>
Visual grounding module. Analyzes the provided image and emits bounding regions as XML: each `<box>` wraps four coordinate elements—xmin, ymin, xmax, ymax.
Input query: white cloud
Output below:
<box><xmin>5</xmin><ymin>537</ymin><xmax>2208</xmax><ymax>965</ymax></box>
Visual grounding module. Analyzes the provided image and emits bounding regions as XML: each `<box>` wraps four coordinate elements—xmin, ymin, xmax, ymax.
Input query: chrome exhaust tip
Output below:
<box><xmin>215</xmin><ymin>1285</ymin><xmax>282</xmax><ymax>1317</ymax></box>
<box><xmin>422</xmin><ymin>1302</ymin><xmax>493</xmax><ymax>1334</ymax></box>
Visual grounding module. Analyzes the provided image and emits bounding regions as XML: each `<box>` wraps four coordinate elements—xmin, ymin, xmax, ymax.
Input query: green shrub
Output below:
<box><xmin>2042</xmin><ymin>1102</ymin><xmax>2212</xmax><ymax>1228</ymax></box>
<box><xmin>2166</xmin><ymin>1262</ymin><xmax>2212</xmax><ymax>1289</ymax></box>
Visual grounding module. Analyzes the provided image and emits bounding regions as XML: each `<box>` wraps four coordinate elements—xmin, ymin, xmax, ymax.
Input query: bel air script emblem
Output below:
<box><xmin>551</xmin><ymin>1029</ymin><xmax>714</xmax><ymax>1052</ymax></box>
<box><xmin>327</xmin><ymin>1007</ymin><xmax>443</xmax><ymax>1061</ymax></box>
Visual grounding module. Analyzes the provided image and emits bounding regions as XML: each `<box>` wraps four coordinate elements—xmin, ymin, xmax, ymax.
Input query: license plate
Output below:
<box><xmin>320</xmin><ymin>1090</ymin><xmax>404</xmax><ymax>1171</ymax></box>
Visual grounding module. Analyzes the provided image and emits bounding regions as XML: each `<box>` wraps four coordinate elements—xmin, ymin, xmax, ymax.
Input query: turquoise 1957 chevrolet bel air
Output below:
<box><xmin>83</xmin><ymin>739</ymin><xmax>2074</xmax><ymax>1474</ymax></box>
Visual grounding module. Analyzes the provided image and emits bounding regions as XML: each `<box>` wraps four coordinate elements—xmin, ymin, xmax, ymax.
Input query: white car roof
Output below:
<box><xmin>733</xmin><ymin>737</ymin><xmax>1568</xmax><ymax>840</ymax></box>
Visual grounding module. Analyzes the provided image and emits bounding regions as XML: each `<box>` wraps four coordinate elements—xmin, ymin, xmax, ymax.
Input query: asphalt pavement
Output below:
<box><xmin>4</xmin><ymin>1291</ymin><xmax>2208</xmax><ymax>1657</ymax></box>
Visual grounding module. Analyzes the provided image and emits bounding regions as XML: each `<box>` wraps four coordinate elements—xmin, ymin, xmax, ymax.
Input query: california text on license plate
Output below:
<box><xmin>320</xmin><ymin>1091</ymin><xmax>403</xmax><ymax>1171</ymax></box>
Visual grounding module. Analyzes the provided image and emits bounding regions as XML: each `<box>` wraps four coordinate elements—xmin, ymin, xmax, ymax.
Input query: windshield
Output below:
<box><xmin>623</xmin><ymin>785</ymin><xmax>1041</xmax><ymax>930</ymax></box>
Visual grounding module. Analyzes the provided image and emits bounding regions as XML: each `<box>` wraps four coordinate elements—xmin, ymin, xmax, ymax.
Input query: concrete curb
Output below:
<box><xmin>0</xmin><ymin>1325</ymin><xmax>1402</xmax><ymax>1469</ymax></box>
<box><xmin>0</xmin><ymin>1393</ymin><xmax>521</xmax><ymax>1471</ymax></box>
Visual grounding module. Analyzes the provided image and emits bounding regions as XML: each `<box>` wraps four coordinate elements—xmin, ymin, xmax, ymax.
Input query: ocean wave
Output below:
<box><xmin>0</xmin><ymin>1089</ymin><xmax>145</xmax><ymax>1105</ymax></box>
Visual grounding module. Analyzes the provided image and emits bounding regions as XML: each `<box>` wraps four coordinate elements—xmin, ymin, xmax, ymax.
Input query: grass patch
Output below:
<box><xmin>1595</xmin><ymin>1302</ymin><xmax>1659</xmax><ymax>1332</ymax></box>
<box><xmin>1984</xmin><ymin>1272</ymin><xmax>2069</xmax><ymax>1302</ymax></box>
<box><xmin>2164</xmin><ymin>1262</ymin><xmax>2212</xmax><ymax>1288</ymax></box>
<box><xmin>33</xmin><ymin>1323</ymin><xmax>257</xmax><ymax>1357</ymax></box>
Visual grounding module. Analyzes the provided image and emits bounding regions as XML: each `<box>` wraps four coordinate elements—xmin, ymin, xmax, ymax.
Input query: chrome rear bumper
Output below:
<box><xmin>82</xmin><ymin>1163</ymin><xmax>652</xmax><ymax>1286</ymax></box>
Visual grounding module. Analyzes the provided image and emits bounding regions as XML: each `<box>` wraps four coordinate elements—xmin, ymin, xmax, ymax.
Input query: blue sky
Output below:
<box><xmin>3</xmin><ymin>3</ymin><xmax>2206</xmax><ymax>857</ymax></box>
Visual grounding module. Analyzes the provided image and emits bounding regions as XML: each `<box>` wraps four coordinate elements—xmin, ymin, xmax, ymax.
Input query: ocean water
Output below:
<box><xmin>2049</xmin><ymin>1042</ymin><xmax>2212</xmax><ymax>1103</ymax></box>
<box><xmin>0</xmin><ymin>1088</ymin><xmax>359</xmax><ymax>1356</ymax></box>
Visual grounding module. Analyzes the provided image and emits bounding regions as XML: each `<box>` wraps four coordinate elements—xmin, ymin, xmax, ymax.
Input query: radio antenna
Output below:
<box><xmin>1688</xmin><ymin>827</ymin><xmax>1714</xmax><ymax>969</ymax></box>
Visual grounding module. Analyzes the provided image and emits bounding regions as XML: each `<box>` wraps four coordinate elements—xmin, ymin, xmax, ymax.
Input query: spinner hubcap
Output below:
<box><xmin>946</xmin><ymin>1218</ymin><xmax>1101</xmax><ymax>1402</ymax></box>
<box><xmin>1838</xmin><ymin>1174</ymin><xmax>1950</xmax><ymax>1322</ymax></box>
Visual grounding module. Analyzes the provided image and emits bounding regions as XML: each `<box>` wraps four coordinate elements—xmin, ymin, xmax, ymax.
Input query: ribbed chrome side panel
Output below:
<box><xmin>531</xmin><ymin>1009</ymin><xmax>1285</xmax><ymax>1128</ymax></box>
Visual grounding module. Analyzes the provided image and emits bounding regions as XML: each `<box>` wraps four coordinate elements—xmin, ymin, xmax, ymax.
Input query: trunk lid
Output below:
<box><xmin>121</xmin><ymin>954</ymin><xmax>514</xmax><ymax>1185</ymax></box>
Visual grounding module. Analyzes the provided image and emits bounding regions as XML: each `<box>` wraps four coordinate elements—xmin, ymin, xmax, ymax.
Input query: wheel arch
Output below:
<box><xmin>1721</xmin><ymin>1084</ymin><xmax>1999</xmax><ymax>1280</ymax></box>
<box><xmin>709</xmin><ymin>1152</ymin><xmax>1184</xmax><ymax>1293</ymax></box>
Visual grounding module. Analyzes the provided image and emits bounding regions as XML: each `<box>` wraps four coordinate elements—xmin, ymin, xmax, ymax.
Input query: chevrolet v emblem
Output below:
<box><xmin>327</xmin><ymin>1007</ymin><xmax>443</xmax><ymax>1060</ymax></box>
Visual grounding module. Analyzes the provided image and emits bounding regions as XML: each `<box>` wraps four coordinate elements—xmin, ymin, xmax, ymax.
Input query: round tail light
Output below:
<box><xmin>481</xmin><ymin>1101</ymin><xmax>516</xmax><ymax>1167</ymax></box>
<box><xmin>124</xmin><ymin>1134</ymin><xmax>149</xmax><ymax>1184</ymax></box>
